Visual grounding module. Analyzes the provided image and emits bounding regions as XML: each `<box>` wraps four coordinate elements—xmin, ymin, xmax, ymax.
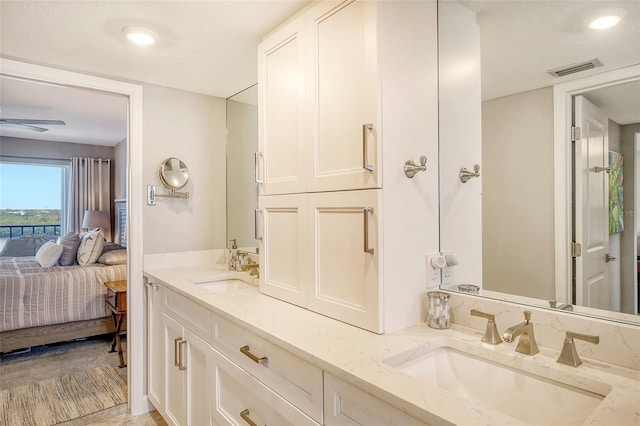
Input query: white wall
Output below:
<box><xmin>380</xmin><ymin>1</ymin><xmax>439</xmax><ymax>332</ymax></box>
<box><xmin>142</xmin><ymin>84</ymin><xmax>227</xmax><ymax>254</ymax></box>
<box><xmin>482</xmin><ymin>87</ymin><xmax>556</xmax><ymax>300</ymax></box>
<box><xmin>437</xmin><ymin>1</ymin><xmax>483</xmax><ymax>287</ymax></box>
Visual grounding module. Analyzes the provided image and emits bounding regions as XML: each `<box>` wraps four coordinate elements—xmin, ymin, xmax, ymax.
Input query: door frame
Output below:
<box><xmin>553</xmin><ymin>64</ymin><xmax>640</xmax><ymax>303</ymax></box>
<box><xmin>0</xmin><ymin>58</ymin><xmax>149</xmax><ymax>414</ymax></box>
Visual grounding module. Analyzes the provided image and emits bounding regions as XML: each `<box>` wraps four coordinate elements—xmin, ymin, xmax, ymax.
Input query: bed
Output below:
<box><xmin>0</xmin><ymin>252</ymin><xmax>127</xmax><ymax>353</ymax></box>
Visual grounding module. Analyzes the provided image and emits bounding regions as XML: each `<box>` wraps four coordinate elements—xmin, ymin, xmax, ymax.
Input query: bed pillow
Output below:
<box><xmin>101</xmin><ymin>241</ymin><xmax>126</xmax><ymax>254</ymax></box>
<box><xmin>98</xmin><ymin>249</ymin><xmax>127</xmax><ymax>265</ymax></box>
<box><xmin>35</xmin><ymin>241</ymin><xmax>64</xmax><ymax>267</ymax></box>
<box><xmin>76</xmin><ymin>229</ymin><xmax>105</xmax><ymax>266</ymax></box>
<box><xmin>57</xmin><ymin>232</ymin><xmax>81</xmax><ymax>266</ymax></box>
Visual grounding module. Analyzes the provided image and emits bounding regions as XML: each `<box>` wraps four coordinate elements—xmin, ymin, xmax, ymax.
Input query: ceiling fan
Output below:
<box><xmin>0</xmin><ymin>118</ymin><xmax>66</xmax><ymax>133</ymax></box>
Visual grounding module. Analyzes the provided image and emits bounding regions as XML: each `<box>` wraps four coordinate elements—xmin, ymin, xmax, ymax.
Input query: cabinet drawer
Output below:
<box><xmin>324</xmin><ymin>373</ymin><xmax>427</xmax><ymax>426</ymax></box>
<box><xmin>211</xmin><ymin>348</ymin><xmax>319</xmax><ymax>426</ymax></box>
<box><xmin>163</xmin><ymin>288</ymin><xmax>212</xmax><ymax>344</ymax></box>
<box><xmin>212</xmin><ymin>313</ymin><xmax>323</xmax><ymax>424</ymax></box>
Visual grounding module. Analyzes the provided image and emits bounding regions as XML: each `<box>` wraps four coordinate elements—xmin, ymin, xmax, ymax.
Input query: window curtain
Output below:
<box><xmin>67</xmin><ymin>157</ymin><xmax>112</xmax><ymax>240</ymax></box>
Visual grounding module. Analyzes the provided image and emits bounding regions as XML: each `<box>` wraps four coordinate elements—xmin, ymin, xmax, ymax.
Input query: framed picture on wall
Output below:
<box><xmin>609</xmin><ymin>151</ymin><xmax>624</xmax><ymax>234</ymax></box>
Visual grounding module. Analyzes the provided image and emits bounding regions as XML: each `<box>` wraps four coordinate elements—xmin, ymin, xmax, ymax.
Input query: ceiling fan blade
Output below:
<box><xmin>0</xmin><ymin>118</ymin><xmax>65</xmax><ymax>125</ymax></box>
<box><xmin>0</xmin><ymin>123</ymin><xmax>49</xmax><ymax>132</ymax></box>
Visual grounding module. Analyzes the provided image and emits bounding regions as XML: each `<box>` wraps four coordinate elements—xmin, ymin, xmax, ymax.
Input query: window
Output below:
<box><xmin>0</xmin><ymin>160</ymin><xmax>70</xmax><ymax>248</ymax></box>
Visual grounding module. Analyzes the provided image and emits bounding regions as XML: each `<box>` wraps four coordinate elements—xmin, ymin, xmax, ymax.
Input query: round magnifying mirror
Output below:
<box><xmin>159</xmin><ymin>157</ymin><xmax>190</xmax><ymax>190</ymax></box>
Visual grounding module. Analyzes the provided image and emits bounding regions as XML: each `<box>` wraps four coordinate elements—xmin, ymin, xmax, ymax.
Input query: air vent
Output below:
<box><xmin>547</xmin><ymin>59</ymin><xmax>603</xmax><ymax>78</ymax></box>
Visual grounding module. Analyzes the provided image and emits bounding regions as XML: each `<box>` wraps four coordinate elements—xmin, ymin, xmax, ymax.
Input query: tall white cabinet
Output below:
<box><xmin>258</xmin><ymin>0</ymin><xmax>439</xmax><ymax>334</ymax></box>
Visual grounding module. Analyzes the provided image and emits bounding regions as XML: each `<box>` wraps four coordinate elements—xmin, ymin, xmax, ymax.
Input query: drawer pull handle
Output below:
<box><xmin>145</xmin><ymin>282</ymin><xmax>159</xmax><ymax>290</ymax></box>
<box><xmin>240</xmin><ymin>345</ymin><xmax>268</xmax><ymax>366</ymax></box>
<box><xmin>178</xmin><ymin>340</ymin><xmax>187</xmax><ymax>371</ymax></box>
<box><xmin>174</xmin><ymin>338</ymin><xmax>182</xmax><ymax>367</ymax></box>
<box><xmin>240</xmin><ymin>408</ymin><xmax>263</xmax><ymax>426</ymax></box>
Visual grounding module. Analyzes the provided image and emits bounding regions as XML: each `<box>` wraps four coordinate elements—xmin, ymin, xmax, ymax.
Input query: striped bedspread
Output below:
<box><xmin>0</xmin><ymin>257</ymin><xmax>127</xmax><ymax>332</ymax></box>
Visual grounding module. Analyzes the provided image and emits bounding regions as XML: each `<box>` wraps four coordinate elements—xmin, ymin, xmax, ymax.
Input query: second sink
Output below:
<box><xmin>383</xmin><ymin>338</ymin><xmax>609</xmax><ymax>425</ymax></box>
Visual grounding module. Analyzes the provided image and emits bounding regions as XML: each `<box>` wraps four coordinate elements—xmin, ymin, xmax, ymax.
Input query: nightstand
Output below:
<box><xmin>104</xmin><ymin>280</ymin><xmax>127</xmax><ymax>368</ymax></box>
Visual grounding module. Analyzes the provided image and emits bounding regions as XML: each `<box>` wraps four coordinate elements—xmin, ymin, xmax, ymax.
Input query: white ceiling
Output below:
<box><xmin>0</xmin><ymin>1</ymin><xmax>638</xmax><ymax>146</ymax></box>
<box><xmin>0</xmin><ymin>0</ymin><xmax>310</xmax><ymax>98</ymax></box>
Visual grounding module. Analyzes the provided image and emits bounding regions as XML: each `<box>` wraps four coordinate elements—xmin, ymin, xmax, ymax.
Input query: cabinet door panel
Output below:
<box><xmin>164</xmin><ymin>314</ymin><xmax>185</xmax><ymax>426</ymax></box>
<box><xmin>210</xmin><ymin>349</ymin><xmax>319</xmax><ymax>426</ymax></box>
<box><xmin>307</xmin><ymin>190</ymin><xmax>382</xmax><ymax>333</ymax></box>
<box><xmin>185</xmin><ymin>329</ymin><xmax>212</xmax><ymax>426</ymax></box>
<box><xmin>307</xmin><ymin>0</ymin><xmax>379</xmax><ymax>192</ymax></box>
<box><xmin>259</xmin><ymin>194</ymin><xmax>308</xmax><ymax>307</ymax></box>
<box><xmin>258</xmin><ymin>16</ymin><xmax>306</xmax><ymax>195</ymax></box>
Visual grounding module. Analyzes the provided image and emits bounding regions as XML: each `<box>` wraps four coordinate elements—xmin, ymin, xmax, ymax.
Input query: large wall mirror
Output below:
<box><xmin>226</xmin><ymin>84</ymin><xmax>259</xmax><ymax>253</ymax></box>
<box><xmin>438</xmin><ymin>0</ymin><xmax>640</xmax><ymax>323</ymax></box>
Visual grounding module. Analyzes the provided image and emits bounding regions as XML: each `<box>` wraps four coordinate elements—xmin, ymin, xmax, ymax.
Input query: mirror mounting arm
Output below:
<box><xmin>147</xmin><ymin>185</ymin><xmax>190</xmax><ymax>206</ymax></box>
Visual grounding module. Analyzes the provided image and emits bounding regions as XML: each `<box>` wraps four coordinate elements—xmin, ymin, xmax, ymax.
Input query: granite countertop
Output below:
<box><xmin>144</xmin><ymin>262</ymin><xmax>640</xmax><ymax>426</ymax></box>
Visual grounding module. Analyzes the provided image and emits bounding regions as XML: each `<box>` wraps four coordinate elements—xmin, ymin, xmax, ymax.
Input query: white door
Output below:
<box><xmin>306</xmin><ymin>190</ymin><xmax>382</xmax><ymax>333</ymax></box>
<box><xmin>259</xmin><ymin>194</ymin><xmax>308</xmax><ymax>307</ymax></box>
<box><xmin>306</xmin><ymin>0</ymin><xmax>380</xmax><ymax>192</ymax></box>
<box><xmin>574</xmin><ymin>95</ymin><xmax>610</xmax><ymax>310</ymax></box>
<box><xmin>164</xmin><ymin>314</ymin><xmax>186</xmax><ymax>426</ymax></box>
<box><xmin>257</xmin><ymin>15</ymin><xmax>306</xmax><ymax>195</ymax></box>
<box><xmin>184</xmin><ymin>328</ymin><xmax>212</xmax><ymax>426</ymax></box>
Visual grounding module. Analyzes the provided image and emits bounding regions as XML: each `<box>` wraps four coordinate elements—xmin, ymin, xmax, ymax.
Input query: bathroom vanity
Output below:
<box><xmin>144</xmin><ymin>252</ymin><xmax>640</xmax><ymax>426</ymax></box>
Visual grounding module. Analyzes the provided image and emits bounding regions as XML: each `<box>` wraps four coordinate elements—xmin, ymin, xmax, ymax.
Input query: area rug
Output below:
<box><xmin>0</xmin><ymin>365</ymin><xmax>127</xmax><ymax>426</ymax></box>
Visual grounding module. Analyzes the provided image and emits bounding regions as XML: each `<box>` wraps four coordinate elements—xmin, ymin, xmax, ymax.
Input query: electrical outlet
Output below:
<box><xmin>426</xmin><ymin>253</ymin><xmax>444</xmax><ymax>288</ymax></box>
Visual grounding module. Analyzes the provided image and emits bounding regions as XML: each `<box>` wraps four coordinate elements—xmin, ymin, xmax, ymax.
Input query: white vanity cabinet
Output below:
<box><xmin>257</xmin><ymin>0</ymin><xmax>380</xmax><ymax>196</ymax></box>
<box><xmin>324</xmin><ymin>373</ymin><xmax>426</xmax><ymax>426</ymax></box>
<box><xmin>260</xmin><ymin>189</ymin><xmax>382</xmax><ymax>333</ymax></box>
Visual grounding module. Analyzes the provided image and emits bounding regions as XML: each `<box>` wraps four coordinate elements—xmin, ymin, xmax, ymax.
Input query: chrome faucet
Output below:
<box><xmin>470</xmin><ymin>309</ymin><xmax>502</xmax><ymax>344</ymax></box>
<box><xmin>503</xmin><ymin>311</ymin><xmax>539</xmax><ymax>355</ymax></box>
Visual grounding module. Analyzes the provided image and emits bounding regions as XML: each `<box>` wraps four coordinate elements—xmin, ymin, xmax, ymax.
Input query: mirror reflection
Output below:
<box><xmin>226</xmin><ymin>84</ymin><xmax>259</xmax><ymax>253</ymax></box>
<box><xmin>159</xmin><ymin>157</ymin><xmax>190</xmax><ymax>190</ymax></box>
<box><xmin>438</xmin><ymin>0</ymin><xmax>640</xmax><ymax>321</ymax></box>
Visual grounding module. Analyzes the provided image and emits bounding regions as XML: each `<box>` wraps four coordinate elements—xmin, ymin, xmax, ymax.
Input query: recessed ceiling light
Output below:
<box><xmin>122</xmin><ymin>26</ymin><xmax>158</xmax><ymax>46</ymax></box>
<box><xmin>586</xmin><ymin>9</ymin><xmax>627</xmax><ymax>30</ymax></box>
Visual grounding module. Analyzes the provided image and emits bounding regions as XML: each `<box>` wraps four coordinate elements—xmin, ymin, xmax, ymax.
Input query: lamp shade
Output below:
<box><xmin>82</xmin><ymin>210</ymin><xmax>110</xmax><ymax>229</ymax></box>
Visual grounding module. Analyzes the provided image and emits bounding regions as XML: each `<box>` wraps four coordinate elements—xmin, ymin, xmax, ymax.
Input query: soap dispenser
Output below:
<box><xmin>228</xmin><ymin>239</ymin><xmax>238</xmax><ymax>270</ymax></box>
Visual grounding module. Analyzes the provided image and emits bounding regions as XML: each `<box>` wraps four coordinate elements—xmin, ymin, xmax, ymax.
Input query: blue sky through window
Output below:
<box><xmin>0</xmin><ymin>163</ymin><xmax>63</xmax><ymax>209</ymax></box>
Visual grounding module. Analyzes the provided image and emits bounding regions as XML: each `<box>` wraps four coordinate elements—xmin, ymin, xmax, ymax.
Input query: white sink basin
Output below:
<box><xmin>384</xmin><ymin>339</ymin><xmax>609</xmax><ymax>425</ymax></box>
<box><xmin>190</xmin><ymin>277</ymin><xmax>255</xmax><ymax>294</ymax></box>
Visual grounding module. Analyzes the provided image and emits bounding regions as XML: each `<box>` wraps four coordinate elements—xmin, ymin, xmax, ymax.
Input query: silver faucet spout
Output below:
<box><xmin>503</xmin><ymin>311</ymin><xmax>539</xmax><ymax>355</ymax></box>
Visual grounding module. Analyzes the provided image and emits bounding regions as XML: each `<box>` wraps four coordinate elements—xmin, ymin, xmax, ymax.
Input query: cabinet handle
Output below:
<box><xmin>178</xmin><ymin>340</ymin><xmax>187</xmax><ymax>371</ymax></box>
<box><xmin>240</xmin><ymin>409</ymin><xmax>262</xmax><ymax>426</ymax></box>
<box><xmin>255</xmin><ymin>209</ymin><xmax>263</xmax><ymax>241</ymax></box>
<box><xmin>255</xmin><ymin>152</ymin><xmax>264</xmax><ymax>184</ymax></box>
<box><xmin>363</xmin><ymin>207</ymin><xmax>374</xmax><ymax>254</ymax></box>
<box><xmin>174</xmin><ymin>337</ymin><xmax>182</xmax><ymax>367</ymax></box>
<box><xmin>145</xmin><ymin>282</ymin><xmax>159</xmax><ymax>290</ymax></box>
<box><xmin>240</xmin><ymin>345</ymin><xmax>268</xmax><ymax>366</ymax></box>
<box><xmin>362</xmin><ymin>123</ymin><xmax>374</xmax><ymax>172</ymax></box>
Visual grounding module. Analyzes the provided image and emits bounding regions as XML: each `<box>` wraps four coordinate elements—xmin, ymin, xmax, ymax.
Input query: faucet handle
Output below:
<box><xmin>523</xmin><ymin>310</ymin><xmax>532</xmax><ymax>323</ymax></box>
<box><xmin>557</xmin><ymin>331</ymin><xmax>600</xmax><ymax>367</ymax></box>
<box><xmin>470</xmin><ymin>309</ymin><xmax>502</xmax><ymax>345</ymax></box>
